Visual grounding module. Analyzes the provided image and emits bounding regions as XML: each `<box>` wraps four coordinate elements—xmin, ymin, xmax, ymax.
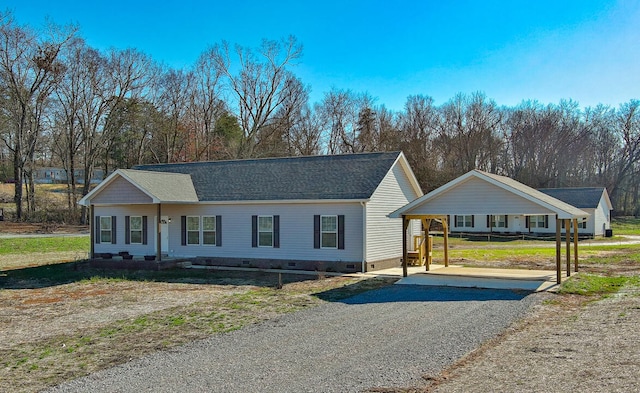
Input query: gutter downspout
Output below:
<box><xmin>361</xmin><ymin>201</ymin><xmax>366</xmax><ymax>273</ymax></box>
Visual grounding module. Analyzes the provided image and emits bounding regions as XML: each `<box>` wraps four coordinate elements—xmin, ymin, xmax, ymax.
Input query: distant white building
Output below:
<box><xmin>34</xmin><ymin>167</ymin><xmax>105</xmax><ymax>185</ymax></box>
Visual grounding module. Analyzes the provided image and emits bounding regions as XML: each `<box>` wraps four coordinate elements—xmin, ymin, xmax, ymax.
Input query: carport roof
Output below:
<box><xmin>390</xmin><ymin>170</ymin><xmax>589</xmax><ymax>220</ymax></box>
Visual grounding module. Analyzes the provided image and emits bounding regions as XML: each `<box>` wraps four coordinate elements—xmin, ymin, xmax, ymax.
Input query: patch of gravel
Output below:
<box><xmin>431</xmin><ymin>287</ymin><xmax>640</xmax><ymax>393</ymax></box>
<box><xmin>45</xmin><ymin>285</ymin><xmax>543</xmax><ymax>393</ymax></box>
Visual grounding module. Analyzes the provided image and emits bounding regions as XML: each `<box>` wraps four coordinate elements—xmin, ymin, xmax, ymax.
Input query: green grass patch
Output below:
<box><xmin>559</xmin><ymin>274</ymin><xmax>640</xmax><ymax>295</ymax></box>
<box><xmin>0</xmin><ymin>236</ymin><xmax>89</xmax><ymax>255</ymax></box>
<box><xmin>611</xmin><ymin>217</ymin><xmax>640</xmax><ymax>235</ymax></box>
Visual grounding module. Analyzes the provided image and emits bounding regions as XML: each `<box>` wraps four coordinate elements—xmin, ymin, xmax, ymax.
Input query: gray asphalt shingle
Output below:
<box><xmin>133</xmin><ymin>152</ymin><xmax>401</xmax><ymax>202</ymax></box>
<box><xmin>538</xmin><ymin>187</ymin><xmax>605</xmax><ymax>209</ymax></box>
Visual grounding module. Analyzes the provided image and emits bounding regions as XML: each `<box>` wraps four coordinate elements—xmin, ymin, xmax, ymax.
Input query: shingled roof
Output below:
<box><xmin>538</xmin><ymin>187</ymin><xmax>607</xmax><ymax>209</ymax></box>
<box><xmin>133</xmin><ymin>151</ymin><xmax>405</xmax><ymax>202</ymax></box>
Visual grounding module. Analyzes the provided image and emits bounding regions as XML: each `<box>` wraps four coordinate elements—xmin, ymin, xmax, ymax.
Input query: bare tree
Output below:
<box><xmin>210</xmin><ymin>36</ymin><xmax>304</xmax><ymax>158</ymax></box>
<box><xmin>0</xmin><ymin>13</ymin><xmax>74</xmax><ymax>219</ymax></box>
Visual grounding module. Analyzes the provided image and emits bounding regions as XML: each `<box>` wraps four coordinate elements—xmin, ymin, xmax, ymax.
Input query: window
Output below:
<box><xmin>130</xmin><ymin>216</ymin><xmax>143</xmax><ymax>244</ymax></box>
<box><xmin>314</xmin><ymin>215</ymin><xmax>344</xmax><ymax>250</ymax></box>
<box><xmin>491</xmin><ymin>215</ymin><xmax>507</xmax><ymax>228</ymax></box>
<box><xmin>456</xmin><ymin>215</ymin><xmax>473</xmax><ymax>228</ymax></box>
<box><xmin>321</xmin><ymin>215</ymin><xmax>338</xmax><ymax>248</ymax></box>
<box><xmin>562</xmin><ymin>219</ymin><xmax>587</xmax><ymax>229</ymax></box>
<box><xmin>100</xmin><ymin>216</ymin><xmax>112</xmax><ymax>243</ymax></box>
<box><xmin>258</xmin><ymin>216</ymin><xmax>273</xmax><ymax>247</ymax></box>
<box><xmin>202</xmin><ymin>216</ymin><xmax>216</xmax><ymax>245</ymax></box>
<box><xmin>529</xmin><ymin>215</ymin><xmax>547</xmax><ymax>229</ymax></box>
<box><xmin>187</xmin><ymin>216</ymin><xmax>200</xmax><ymax>245</ymax></box>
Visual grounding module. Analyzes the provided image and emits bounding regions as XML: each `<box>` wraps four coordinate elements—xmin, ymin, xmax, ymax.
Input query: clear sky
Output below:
<box><xmin>4</xmin><ymin>0</ymin><xmax>639</xmax><ymax>111</ymax></box>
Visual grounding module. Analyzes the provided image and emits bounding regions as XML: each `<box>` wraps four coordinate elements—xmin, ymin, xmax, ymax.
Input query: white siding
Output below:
<box><xmin>92</xmin><ymin>177</ymin><xmax>152</xmax><ymax>204</ymax></box>
<box><xmin>411</xmin><ymin>177</ymin><xmax>556</xmax><ymax>216</ymax></box>
<box><xmin>140</xmin><ymin>202</ymin><xmax>364</xmax><ymax>262</ymax></box>
<box><xmin>93</xmin><ymin>205</ymin><xmax>158</xmax><ymax>255</ymax></box>
<box><xmin>593</xmin><ymin>193</ymin><xmax>612</xmax><ymax>235</ymax></box>
<box><xmin>366</xmin><ymin>162</ymin><xmax>421</xmax><ymax>262</ymax></box>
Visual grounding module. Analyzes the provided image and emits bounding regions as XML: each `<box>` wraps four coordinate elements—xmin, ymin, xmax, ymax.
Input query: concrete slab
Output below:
<box><xmin>392</xmin><ymin>264</ymin><xmax>566</xmax><ymax>292</ymax></box>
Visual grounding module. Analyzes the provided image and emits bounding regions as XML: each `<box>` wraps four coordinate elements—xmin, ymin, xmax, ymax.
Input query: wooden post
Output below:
<box><xmin>573</xmin><ymin>218</ymin><xmax>579</xmax><ymax>272</ymax></box>
<box><xmin>442</xmin><ymin>216</ymin><xmax>449</xmax><ymax>267</ymax></box>
<box><xmin>90</xmin><ymin>204</ymin><xmax>95</xmax><ymax>258</ymax></box>
<box><xmin>156</xmin><ymin>204</ymin><xmax>162</xmax><ymax>262</ymax></box>
<box><xmin>565</xmin><ymin>219</ymin><xmax>571</xmax><ymax>277</ymax></box>
<box><xmin>422</xmin><ymin>218</ymin><xmax>431</xmax><ymax>271</ymax></box>
<box><xmin>402</xmin><ymin>216</ymin><xmax>409</xmax><ymax>277</ymax></box>
<box><xmin>556</xmin><ymin>217</ymin><xmax>562</xmax><ymax>284</ymax></box>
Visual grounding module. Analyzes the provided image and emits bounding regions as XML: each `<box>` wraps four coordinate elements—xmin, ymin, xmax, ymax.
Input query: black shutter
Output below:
<box><xmin>525</xmin><ymin>216</ymin><xmax>529</xmax><ymax>229</ymax></box>
<box><xmin>111</xmin><ymin>216</ymin><xmax>117</xmax><ymax>244</ymax></box>
<box><xmin>125</xmin><ymin>216</ymin><xmax>130</xmax><ymax>244</ymax></box>
<box><xmin>486</xmin><ymin>215</ymin><xmax>490</xmax><ymax>228</ymax></box>
<box><xmin>544</xmin><ymin>215</ymin><xmax>549</xmax><ymax>228</ymax></box>
<box><xmin>251</xmin><ymin>215</ymin><xmax>258</xmax><ymax>247</ymax></box>
<box><xmin>95</xmin><ymin>216</ymin><xmax>101</xmax><ymax>244</ymax></box>
<box><xmin>273</xmin><ymin>215</ymin><xmax>280</xmax><ymax>248</ymax></box>
<box><xmin>454</xmin><ymin>215</ymin><xmax>458</xmax><ymax>228</ymax></box>
<box><xmin>181</xmin><ymin>216</ymin><xmax>187</xmax><ymax>246</ymax></box>
<box><xmin>338</xmin><ymin>215</ymin><xmax>345</xmax><ymax>250</ymax></box>
<box><xmin>471</xmin><ymin>215</ymin><xmax>475</xmax><ymax>228</ymax></box>
<box><xmin>216</xmin><ymin>215</ymin><xmax>222</xmax><ymax>246</ymax></box>
<box><xmin>314</xmin><ymin>215</ymin><xmax>320</xmax><ymax>249</ymax></box>
<box><xmin>505</xmin><ymin>215</ymin><xmax>508</xmax><ymax>228</ymax></box>
<box><xmin>142</xmin><ymin>216</ymin><xmax>148</xmax><ymax>245</ymax></box>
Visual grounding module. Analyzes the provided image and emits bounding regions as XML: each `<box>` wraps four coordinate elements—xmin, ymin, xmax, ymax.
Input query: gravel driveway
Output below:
<box><xmin>45</xmin><ymin>285</ymin><xmax>543</xmax><ymax>393</ymax></box>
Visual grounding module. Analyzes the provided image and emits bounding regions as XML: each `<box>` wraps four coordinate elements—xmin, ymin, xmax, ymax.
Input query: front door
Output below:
<box><xmin>160</xmin><ymin>216</ymin><xmax>169</xmax><ymax>254</ymax></box>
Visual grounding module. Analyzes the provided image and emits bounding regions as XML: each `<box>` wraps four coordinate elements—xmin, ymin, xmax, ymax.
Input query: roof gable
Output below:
<box><xmin>134</xmin><ymin>152</ymin><xmax>410</xmax><ymax>202</ymax></box>
<box><xmin>79</xmin><ymin>169</ymin><xmax>198</xmax><ymax>205</ymax></box>
<box><xmin>391</xmin><ymin>170</ymin><xmax>589</xmax><ymax>219</ymax></box>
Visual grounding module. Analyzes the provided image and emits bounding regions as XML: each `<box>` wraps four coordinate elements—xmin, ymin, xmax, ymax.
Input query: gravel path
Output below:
<box><xmin>45</xmin><ymin>285</ymin><xmax>543</xmax><ymax>393</ymax></box>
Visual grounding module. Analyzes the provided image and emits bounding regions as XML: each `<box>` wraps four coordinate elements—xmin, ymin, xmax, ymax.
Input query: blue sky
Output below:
<box><xmin>4</xmin><ymin>0</ymin><xmax>639</xmax><ymax>111</ymax></box>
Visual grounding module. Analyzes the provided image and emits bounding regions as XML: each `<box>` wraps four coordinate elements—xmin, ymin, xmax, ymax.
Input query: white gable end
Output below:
<box><xmin>410</xmin><ymin>176</ymin><xmax>557</xmax><ymax>215</ymax></box>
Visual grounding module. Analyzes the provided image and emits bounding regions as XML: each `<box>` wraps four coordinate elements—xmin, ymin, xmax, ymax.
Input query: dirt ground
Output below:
<box><xmin>0</xmin><ymin>220</ymin><xmax>88</xmax><ymax>234</ymax></box>
<box><xmin>2</xmin><ymin>223</ymin><xmax>640</xmax><ymax>392</ymax></box>
<box><xmin>428</xmin><ymin>288</ymin><xmax>640</xmax><ymax>393</ymax></box>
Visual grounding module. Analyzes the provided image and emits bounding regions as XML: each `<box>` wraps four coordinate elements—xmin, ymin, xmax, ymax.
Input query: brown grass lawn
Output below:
<box><xmin>0</xmin><ymin>259</ymin><xmax>396</xmax><ymax>393</ymax></box>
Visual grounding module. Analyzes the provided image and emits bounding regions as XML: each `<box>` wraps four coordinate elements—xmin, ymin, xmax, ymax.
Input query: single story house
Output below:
<box><xmin>434</xmin><ymin>174</ymin><xmax>608</xmax><ymax>237</ymax></box>
<box><xmin>79</xmin><ymin>151</ymin><xmax>423</xmax><ymax>272</ymax></box>
<box><xmin>537</xmin><ymin>187</ymin><xmax>612</xmax><ymax>237</ymax></box>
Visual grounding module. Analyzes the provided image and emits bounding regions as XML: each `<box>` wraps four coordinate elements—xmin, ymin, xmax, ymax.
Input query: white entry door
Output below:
<box><xmin>160</xmin><ymin>216</ymin><xmax>170</xmax><ymax>253</ymax></box>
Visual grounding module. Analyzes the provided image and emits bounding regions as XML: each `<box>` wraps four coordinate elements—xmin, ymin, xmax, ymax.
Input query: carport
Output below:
<box><xmin>389</xmin><ymin>170</ymin><xmax>590</xmax><ymax>284</ymax></box>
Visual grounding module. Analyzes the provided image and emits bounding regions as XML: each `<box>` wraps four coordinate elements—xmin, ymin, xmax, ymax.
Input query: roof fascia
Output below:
<box><xmin>394</xmin><ymin>152</ymin><xmax>424</xmax><ymax>197</ymax></box>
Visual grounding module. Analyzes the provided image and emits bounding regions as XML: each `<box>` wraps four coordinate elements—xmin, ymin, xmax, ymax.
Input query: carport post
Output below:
<box><xmin>565</xmin><ymin>219</ymin><xmax>571</xmax><ymax>277</ymax></box>
<box><xmin>402</xmin><ymin>216</ymin><xmax>409</xmax><ymax>277</ymax></box>
<box><xmin>573</xmin><ymin>219</ymin><xmax>579</xmax><ymax>272</ymax></box>
<box><xmin>556</xmin><ymin>217</ymin><xmax>562</xmax><ymax>284</ymax></box>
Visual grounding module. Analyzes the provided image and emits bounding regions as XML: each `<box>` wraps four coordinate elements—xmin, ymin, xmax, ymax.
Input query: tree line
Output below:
<box><xmin>1</xmin><ymin>12</ymin><xmax>639</xmax><ymax>224</ymax></box>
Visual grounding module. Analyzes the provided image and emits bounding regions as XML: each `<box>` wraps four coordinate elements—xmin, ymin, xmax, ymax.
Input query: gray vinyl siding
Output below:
<box><xmin>156</xmin><ymin>202</ymin><xmax>363</xmax><ymax>262</ymax></box>
<box><xmin>92</xmin><ymin>176</ymin><xmax>152</xmax><ymax>204</ymax></box>
<box><xmin>366</xmin><ymin>161</ymin><xmax>421</xmax><ymax>262</ymax></box>
<box><xmin>93</xmin><ymin>205</ymin><xmax>157</xmax><ymax>255</ymax></box>
<box><xmin>411</xmin><ymin>177</ymin><xmax>556</xmax><ymax>216</ymax></box>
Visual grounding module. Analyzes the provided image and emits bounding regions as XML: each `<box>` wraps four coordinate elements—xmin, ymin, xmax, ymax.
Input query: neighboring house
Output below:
<box><xmin>394</xmin><ymin>169</ymin><xmax>590</xmax><ymax>237</ymax></box>
<box><xmin>538</xmin><ymin>187</ymin><xmax>613</xmax><ymax>237</ymax></box>
<box><xmin>34</xmin><ymin>167</ymin><xmax>105</xmax><ymax>184</ymax></box>
<box><xmin>79</xmin><ymin>152</ymin><xmax>423</xmax><ymax>272</ymax></box>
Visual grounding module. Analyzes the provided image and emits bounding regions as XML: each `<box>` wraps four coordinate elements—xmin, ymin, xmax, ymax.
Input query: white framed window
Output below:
<box><xmin>563</xmin><ymin>218</ymin><xmax>587</xmax><ymax>229</ymax></box>
<box><xmin>321</xmin><ymin>215</ymin><xmax>338</xmax><ymax>248</ymax></box>
<box><xmin>529</xmin><ymin>215</ymin><xmax>546</xmax><ymax>228</ymax></box>
<box><xmin>187</xmin><ymin>216</ymin><xmax>200</xmax><ymax>245</ymax></box>
<box><xmin>491</xmin><ymin>215</ymin><xmax>506</xmax><ymax>228</ymax></box>
<box><xmin>456</xmin><ymin>215</ymin><xmax>473</xmax><ymax>228</ymax></box>
<box><xmin>100</xmin><ymin>216</ymin><xmax>112</xmax><ymax>243</ymax></box>
<box><xmin>258</xmin><ymin>216</ymin><xmax>273</xmax><ymax>247</ymax></box>
<box><xmin>202</xmin><ymin>216</ymin><xmax>216</xmax><ymax>245</ymax></box>
<box><xmin>130</xmin><ymin>216</ymin><xmax>143</xmax><ymax>244</ymax></box>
